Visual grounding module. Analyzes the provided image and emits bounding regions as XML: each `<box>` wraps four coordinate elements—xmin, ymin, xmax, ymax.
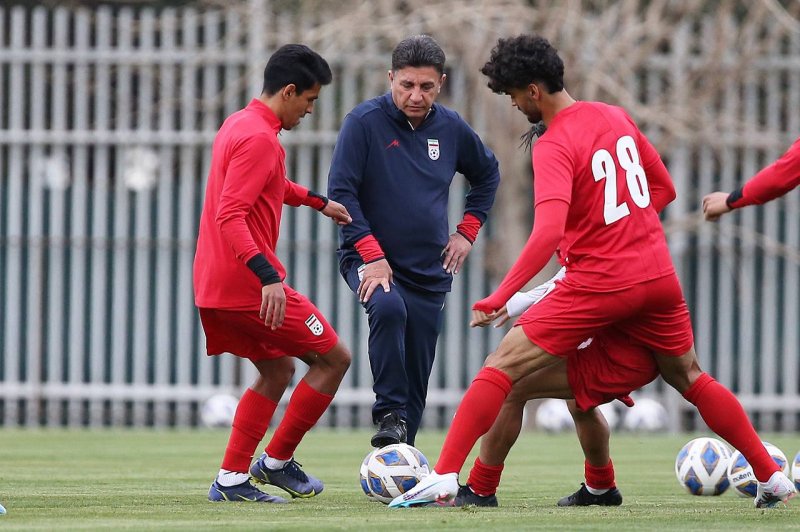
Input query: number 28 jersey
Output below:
<box><xmin>534</xmin><ymin>101</ymin><xmax>675</xmax><ymax>290</ymax></box>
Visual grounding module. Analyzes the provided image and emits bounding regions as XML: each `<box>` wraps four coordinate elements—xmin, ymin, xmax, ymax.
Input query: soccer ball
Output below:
<box><xmin>535</xmin><ymin>399</ymin><xmax>574</xmax><ymax>432</ymax></box>
<box><xmin>200</xmin><ymin>393</ymin><xmax>239</xmax><ymax>428</ymax></box>
<box><xmin>621</xmin><ymin>397</ymin><xmax>668</xmax><ymax>432</ymax></box>
<box><xmin>726</xmin><ymin>441</ymin><xmax>789</xmax><ymax>497</ymax></box>
<box><xmin>792</xmin><ymin>450</ymin><xmax>800</xmax><ymax>492</ymax></box>
<box><xmin>674</xmin><ymin>437</ymin><xmax>731</xmax><ymax>496</ymax></box>
<box><xmin>360</xmin><ymin>443</ymin><xmax>430</xmax><ymax>504</ymax></box>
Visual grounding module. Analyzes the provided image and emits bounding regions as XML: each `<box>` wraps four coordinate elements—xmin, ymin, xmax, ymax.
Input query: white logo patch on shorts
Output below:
<box><xmin>305</xmin><ymin>313</ymin><xmax>324</xmax><ymax>336</ymax></box>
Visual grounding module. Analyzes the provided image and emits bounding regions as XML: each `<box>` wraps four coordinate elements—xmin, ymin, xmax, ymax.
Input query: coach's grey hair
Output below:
<box><xmin>391</xmin><ymin>35</ymin><xmax>446</xmax><ymax>75</ymax></box>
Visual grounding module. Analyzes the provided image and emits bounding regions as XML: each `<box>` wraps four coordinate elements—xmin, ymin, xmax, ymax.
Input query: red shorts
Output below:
<box><xmin>199</xmin><ymin>285</ymin><xmax>339</xmax><ymax>360</ymax></box>
<box><xmin>566</xmin><ymin>330</ymin><xmax>659</xmax><ymax>411</ymax></box>
<box><xmin>516</xmin><ymin>273</ymin><xmax>694</xmax><ymax>357</ymax></box>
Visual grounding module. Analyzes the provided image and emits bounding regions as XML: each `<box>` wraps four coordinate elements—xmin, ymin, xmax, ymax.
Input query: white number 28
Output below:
<box><xmin>591</xmin><ymin>135</ymin><xmax>650</xmax><ymax>225</ymax></box>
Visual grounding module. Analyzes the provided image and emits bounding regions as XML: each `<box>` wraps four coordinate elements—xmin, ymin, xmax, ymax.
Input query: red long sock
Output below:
<box><xmin>220</xmin><ymin>388</ymin><xmax>277</xmax><ymax>473</ymax></box>
<box><xmin>265</xmin><ymin>379</ymin><xmax>333</xmax><ymax>460</ymax></box>
<box><xmin>466</xmin><ymin>457</ymin><xmax>504</xmax><ymax>496</ymax></box>
<box><xmin>434</xmin><ymin>367</ymin><xmax>512</xmax><ymax>475</ymax></box>
<box><xmin>683</xmin><ymin>372</ymin><xmax>779</xmax><ymax>482</ymax></box>
<box><xmin>585</xmin><ymin>459</ymin><xmax>615</xmax><ymax>490</ymax></box>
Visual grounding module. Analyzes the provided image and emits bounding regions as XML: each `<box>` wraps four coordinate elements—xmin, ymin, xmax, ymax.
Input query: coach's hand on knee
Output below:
<box><xmin>358</xmin><ymin>259</ymin><xmax>392</xmax><ymax>303</ymax></box>
<box><xmin>260</xmin><ymin>282</ymin><xmax>286</xmax><ymax>330</ymax></box>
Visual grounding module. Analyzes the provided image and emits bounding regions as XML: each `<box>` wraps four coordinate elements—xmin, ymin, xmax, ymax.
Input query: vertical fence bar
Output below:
<box><xmin>88</xmin><ymin>6</ymin><xmax>113</xmax><ymax>426</ymax></box>
<box><xmin>67</xmin><ymin>7</ymin><xmax>91</xmax><ymax>426</ymax></box>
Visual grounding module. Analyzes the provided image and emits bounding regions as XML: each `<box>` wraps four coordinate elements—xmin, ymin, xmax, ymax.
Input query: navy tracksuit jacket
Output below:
<box><xmin>328</xmin><ymin>92</ymin><xmax>500</xmax><ymax>444</ymax></box>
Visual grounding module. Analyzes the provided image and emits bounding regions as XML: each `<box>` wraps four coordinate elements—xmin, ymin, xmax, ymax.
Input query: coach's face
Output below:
<box><xmin>389</xmin><ymin>66</ymin><xmax>445</xmax><ymax>129</ymax></box>
<box><xmin>281</xmin><ymin>83</ymin><xmax>322</xmax><ymax>130</ymax></box>
<box><xmin>509</xmin><ymin>84</ymin><xmax>543</xmax><ymax>124</ymax></box>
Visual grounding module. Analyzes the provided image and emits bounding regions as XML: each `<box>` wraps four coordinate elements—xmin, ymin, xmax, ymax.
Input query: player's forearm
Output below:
<box><xmin>728</xmin><ymin>141</ymin><xmax>800</xmax><ymax>208</ymax></box>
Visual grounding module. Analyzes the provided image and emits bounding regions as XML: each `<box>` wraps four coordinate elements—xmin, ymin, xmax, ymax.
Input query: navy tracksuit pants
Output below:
<box><xmin>344</xmin><ymin>263</ymin><xmax>446</xmax><ymax>445</ymax></box>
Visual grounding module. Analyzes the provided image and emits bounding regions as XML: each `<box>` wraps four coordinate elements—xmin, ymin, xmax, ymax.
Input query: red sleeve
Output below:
<box><xmin>354</xmin><ymin>234</ymin><xmax>385</xmax><ymax>263</ymax></box>
<box><xmin>283</xmin><ymin>178</ymin><xmax>309</xmax><ymax>207</ymax></box>
<box><xmin>215</xmin><ymin>134</ymin><xmax>275</xmax><ymax>263</ymax></box>
<box><xmin>637</xmin><ymin>131</ymin><xmax>675</xmax><ymax>213</ymax></box>
<box><xmin>473</xmin><ymin>199</ymin><xmax>568</xmax><ymax>313</ymax></box>
<box><xmin>532</xmin><ymin>140</ymin><xmax>573</xmax><ymax>207</ymax></box>
<box><xmin>730</xmin><ymin>137</ymin><xmax>800</xmax><ymax>208</ymax></box>
<box><xmin>456</xmin><ymin>212</ymin><xmax>482</xmax><ymax>243</ymax></box>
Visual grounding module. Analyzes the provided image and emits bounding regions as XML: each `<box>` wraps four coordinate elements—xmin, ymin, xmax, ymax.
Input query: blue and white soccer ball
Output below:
<box><xmin>675</xmin><ymin>437</ymin><xmax>731</xmax><ymax>496</ymax></box>
<box><xmin>360</xmin><ymin>443</ymin><xmax>430</xmax><ymax>504</ymax></box>
<box><xmin>534</xmin><ymin>399</ymin><xmax>575</xmax><ymax>432</ymax></box>
<box><xmin>792</xmin><ymin>450</ymin><xmax>800</xmax><ymax>492</ymax></box>
<box><xmin>621</xmin><ymin>397</ymin><xmax>669</xmax><ymax>432</ymax></box>
<box><xmin>726</xmin><ymin>441</ymin><xmax>789</xmax><ymax>497</ymax></box>
<box><xmin>200</xmin><ymin>393</ymin><xmax>239</xmax><ymax>428</ymax></box>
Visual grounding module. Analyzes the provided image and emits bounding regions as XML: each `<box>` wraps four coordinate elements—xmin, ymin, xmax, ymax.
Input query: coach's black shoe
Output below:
<box><xmin>370</xmin><ymin>411</ymin><xmax>407</xmax><ymax>448</ymax></box>
<box><xmin>557</xmin><ymin>483</ymin><xmax>623</xmax><ymax>506</ymax></box>
<box><xmin>454</xmin><ymin>484</ymin><xmax>498</xmax><ymax>507</ymax></box>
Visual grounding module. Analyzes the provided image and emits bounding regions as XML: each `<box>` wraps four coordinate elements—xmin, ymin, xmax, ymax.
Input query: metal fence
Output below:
<box><xmin>0</xmin><ymin>2</ymin><xmax>798</xmax><ymax>431</ymax></box>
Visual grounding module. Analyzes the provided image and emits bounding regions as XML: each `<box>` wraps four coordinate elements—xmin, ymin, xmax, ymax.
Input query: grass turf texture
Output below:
<box><xmin>0</xmin><ymin>429</ymin><xmax>797</xmax><ymax>530</ymax></box>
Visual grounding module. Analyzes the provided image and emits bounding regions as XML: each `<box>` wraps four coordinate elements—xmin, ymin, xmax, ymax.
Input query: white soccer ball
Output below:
<box><xmin>535</xmin><ymin>399</ymin><xmax>574</xmax><ymax>432</ymax></box>
<box><xmin>361</xmin><ymin>443</ymin><xmax>430</xmax><ymax>504</ymax></box>
<box><xmin>200</xmin><ymin>393</ymin><xmax>239</xmax><ymax>428</ymax></box>
<box><xmin>621</xmin><ymin>397</ymin><xmax>668</xmax><ymax>432</ymax></box>
<box><xmin>674</xmin><ymin>437</ymin><xmax>731</xmax><ymax>496</ymax></box>
<box><xmin>792</xmin><ymin>450</ymin><xmax>800</xmax><ymax>492</ymax></box>
<box><xmin>726</xmin><ymin>441</ymin><xmax>790</xmax><ymax>498</ymax></box>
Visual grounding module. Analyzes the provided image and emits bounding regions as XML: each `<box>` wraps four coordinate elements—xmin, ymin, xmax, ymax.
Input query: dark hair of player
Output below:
<box><xmin>391</xmin><ymin>35</ymin><xmax>446</xmax><ymax>75</ymax></box>
<box><xmin>480</xmin><ymin>34</ymin><xmax>564</xmax><ymax>94</ymax></box>
<box><xmin>262</xmin><ymin>44</ymin><xmax>333</xmax><ymax>96</ymax></box>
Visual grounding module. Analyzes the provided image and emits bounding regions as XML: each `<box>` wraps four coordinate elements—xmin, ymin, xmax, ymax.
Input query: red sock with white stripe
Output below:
<box><xmin>682</xmin><ymin>372</ymin><xmax>779</xmax><ymax>482</ymax></box>
<box><xmin>220</xmin><ymin>388</ymin><xmax>277</xmax><ymax>473</ymax></box>
<box><xmin>265</xmin><ymin>379</ymin><xmax>333</xmax><ymax>460</ymax></box>
<box><xmin>434</xmin><ymin>367</ymin><xmax>512</xmax><ymax>475</ymax></box>
<box><xmin>584</xmin><ymin>459</ymin><xmax>615</xmax><ymax>493</ymax></box>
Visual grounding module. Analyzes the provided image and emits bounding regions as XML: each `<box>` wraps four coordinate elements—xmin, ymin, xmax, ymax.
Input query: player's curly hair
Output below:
<box><xmin>480</xmin><ymin>34</ymin><xmax>564</xmax><ymax>94</ymax></box>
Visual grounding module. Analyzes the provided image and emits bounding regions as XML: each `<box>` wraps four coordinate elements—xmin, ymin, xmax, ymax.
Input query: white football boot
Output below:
<box><xmin>754</xmin><ymin>471</ymin><xmax>796</xmax><ymax>508</ymax></box>
<box><xmin>387</xmin><ymin>471</ymin><xmax>459</xmax><ymax>508</ymax></box>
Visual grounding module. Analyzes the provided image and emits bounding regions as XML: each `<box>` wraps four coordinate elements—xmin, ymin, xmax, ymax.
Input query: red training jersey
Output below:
<box><xmin>194</xmin><ymin>98</ymin><xmax>310</xmax><ymax>310</ymax></box>
<box><xmin>730</xmin><ymin>136</ymin><xmax>800</xmax><ymax>208</ymax></box>
<box><xmin>533</xmin><ymin>101</ymin><xmax>675</xmax><ymax>290</ymax></box>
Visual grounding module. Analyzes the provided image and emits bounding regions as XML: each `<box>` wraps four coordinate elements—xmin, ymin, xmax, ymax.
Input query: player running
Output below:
<box><xmin>194</xmin><ymin>44</ymin><xmax>353</xmax><ymax>503</ymax></box>
<box><xmin>390</xmin><ymin>34</ymin><xmax>795</xmax><ymax>510</ymax></box>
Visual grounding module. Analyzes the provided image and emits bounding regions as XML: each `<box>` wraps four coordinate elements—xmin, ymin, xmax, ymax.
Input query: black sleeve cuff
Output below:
<box><xmin>308</xmin><ymin>190</ymin><xmax>330</xmax><ymax>211</ymax></box>
<box><xmin>246</xmin><ymin>254</ymin><xmax>281</xmax><ymax>286</ymax></box>
<box><xmin>726</xmin><ymin>186</ymin><xmax>744</xmax><ymax>209</ymax></box>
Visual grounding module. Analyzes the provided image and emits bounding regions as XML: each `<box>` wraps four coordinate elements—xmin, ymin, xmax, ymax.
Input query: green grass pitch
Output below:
<box><xmin>0</xmin><ymin>429</ymin><xmax>797</xmax><ymax>530</ymax></box>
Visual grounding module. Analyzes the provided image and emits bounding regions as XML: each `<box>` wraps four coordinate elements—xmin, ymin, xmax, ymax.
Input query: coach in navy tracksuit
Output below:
<box><xmin>328</xmin><ymin>35</ymin><xmax>500</xmax><ymax>447</ymax></box>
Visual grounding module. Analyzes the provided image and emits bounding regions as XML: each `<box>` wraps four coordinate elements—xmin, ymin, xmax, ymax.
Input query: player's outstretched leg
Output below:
<box><xmin>755</xmin><ymin>471</ymin><xmax>797</xmax><ymax>508</ymax></box>
<box><xmin>387</xmin><ymin>471</ymin><xmax>460</xmax><ymax>508</ymax></box>
<box><xmin>208</xmin><ymin>478</ymin><xmax>288</xmax><ymax>503</ymax></box>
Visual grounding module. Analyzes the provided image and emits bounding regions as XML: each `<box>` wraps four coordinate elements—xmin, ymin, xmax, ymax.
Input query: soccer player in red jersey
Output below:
<box><xmin>702</xmin><ymin>136</ymin><xmax>800</xmax><ymax>220</ymax></box>
<box><xmin>194</xmin><ymin>44</ymin><xmax>353</xmax><ymax>503</ymax></box>
<box><xmin>455</xmin><ymin>268</ymin><xmax>658</xmax><ymax>508</ymax></box>
<box><xmin>390</xmin><ymin>34</ymin><xmax>796</xmax><ymax>509</ymax></box>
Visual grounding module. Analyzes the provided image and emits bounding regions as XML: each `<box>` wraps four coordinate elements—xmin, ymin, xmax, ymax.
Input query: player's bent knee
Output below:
<box><xmin>321</xmin><ymin>342</ymin><xmax>352</xmax><ymax>375</ymax></box>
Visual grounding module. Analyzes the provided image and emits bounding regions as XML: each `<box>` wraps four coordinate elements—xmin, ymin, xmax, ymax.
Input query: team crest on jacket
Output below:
<box><xmin>305</xmin><ymin>314</ymin><xmax>324</xmax><ymax>336</ymax></box>
<box><xmin>427</xmin><ymin>138</ymin><xmax>440</xmax><ymax>160</ymax></box>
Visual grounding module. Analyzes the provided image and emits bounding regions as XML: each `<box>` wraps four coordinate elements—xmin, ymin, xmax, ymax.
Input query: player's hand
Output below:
<box><xmin>470</xmin><ymin>308</ymin><xmax>496</xmax><ymax>327</ymax></box>
<box><xmin>358</xmin><ymin>259</ymin><xmax>392</xmax><ymax>303</ymax></box>
<box><xmin>321</xmin><ymin>199</ymin><xmax>352</xmax><ymax>225</ymax></box>
<box><xmin>491</xmin><ymin>305</ymin><xmax>512</xmax><ymax>327</ymax></box>
<box><xmin>442</xmin><ymin>232</ymin><xmax>472</xmax><ymax>274</ymax></box>
<box><xmin>702</xmin><ymin>192</ymin><xmax>732</xmax><ymax>221</ymax></box>
<box><xmin>259</xmin><ymin>282</ymin><xmax>286</xmax><ymax>330</ymax></box>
